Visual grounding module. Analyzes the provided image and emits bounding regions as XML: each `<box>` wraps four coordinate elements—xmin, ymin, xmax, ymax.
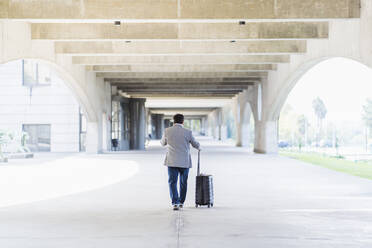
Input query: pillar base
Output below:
<box><xmin>254</xmin><ymin>120</ymin><xmax>278</xmax><ymax>154</ymax></box>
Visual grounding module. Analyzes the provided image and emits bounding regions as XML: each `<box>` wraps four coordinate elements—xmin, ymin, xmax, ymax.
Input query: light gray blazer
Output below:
<box><xmin>160</xmin><ymin>124</ymin><xmax>200</xmax><ymax>168</ymax></box>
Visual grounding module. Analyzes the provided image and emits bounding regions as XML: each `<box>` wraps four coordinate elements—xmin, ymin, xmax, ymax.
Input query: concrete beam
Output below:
<box><xmin>32</xmin><ymin>22</ymin><xmax>328</xmax><ymax>40</ymax></box>
<box><xmin>123</xmin><ymin>89</ymin><xmax>244</xmax><ymax>94</ymax></box>
<box><xmin>0</xmin><ymin>0</ymin><xmax>360</xmax><ymax>19</ymax></box>
<box><xmin>56</xmin><ymin>40</ymin><xmax>306</xmax><ymax>55</ymax></box>
<box><xmin>117</xmin><ymin>85</ymin><xmax>250</xmax><ymax>93</ymax></box>
<box><xmin>73</xmin><ymin>55</ymin><xmax>289</xmax><ymax>65</ymax></box>
<box><xmin>149</xmin><ymin>107</ymin><xmax>217</xmax><ymax>112</ymax></box>
<box><xmin>108</xmin><ymin>78</ymin><xmax>260</xmax><ymax>83</ymax></box>
<box><xmin>128</xmin><ymin>93</ymin><xmax>237</xmax><ymax>98</ymax></box>
<box><xmin>115</xmin><ymin>83</ymin><xmax>252</xmax><ymax>89</ymax></box>
<box><xmin>0</xmin><ymin>0</ymin><xmax>178</xmax><ymax>19</ymax></box>
<box><xmin>180</xmin><ymin>0</ymin><xmax>360</xmax><ymax>19</ymax></box>
<box><xmin>145</xmin><ymin>98</ymin><xmax>232</xmax><ymax>108</ymax></box>
<box><xmin>119</xmin><ymin>88</ymin><xmax>248</xmax><ymax>92</ymax></box>
<box><xmin>151</xmin><ymin>110</ymin><xmax>213</xmax><ymax>115</ymax></box>
<box><xmin>98</xmin><ymin>72</ymin><xmax>267</xmax><ymax>79</ymax></box>
<box><xmin>87</xmin><ymin>64</ymin><xmax>277</xmax><ymax>72</ymax></box>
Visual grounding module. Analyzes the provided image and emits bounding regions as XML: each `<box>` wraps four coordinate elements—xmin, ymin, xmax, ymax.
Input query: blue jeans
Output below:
<box><xmin>168</xmin><ymin>167</ymin><xmax>190</xmax><ymax>205</ymax></box>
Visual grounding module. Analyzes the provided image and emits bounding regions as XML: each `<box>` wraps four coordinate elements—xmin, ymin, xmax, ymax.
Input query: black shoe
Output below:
<box><xmin>179</xmin><ymin>204</ymin><xmax>183</xmax><ymax>208</ymax></box>
<box><xmin>173</xmin><ymin>205</ymin><xmax>180</xmax><ymax>211</ymax></box>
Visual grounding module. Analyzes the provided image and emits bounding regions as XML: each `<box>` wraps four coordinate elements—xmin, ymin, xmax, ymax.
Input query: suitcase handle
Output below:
<box><xmin>197</xmin><ymin>150</ymin><xmax>200</xmax><ymax>176</ymax></box>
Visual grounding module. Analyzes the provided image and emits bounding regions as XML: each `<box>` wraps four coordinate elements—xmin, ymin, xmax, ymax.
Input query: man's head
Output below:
<box><xmin>173</xmin><ymin>114</ymin><xmax>184</xmax><ymax>124</ymax></box>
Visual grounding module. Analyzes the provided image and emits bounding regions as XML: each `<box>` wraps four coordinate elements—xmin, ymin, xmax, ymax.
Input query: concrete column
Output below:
<box><xmin>217</xmin><ymin>109</ymin><xmax>222</xmax><ymax>141</ymax></box>
<box><xmin>151</xmin><ymin>114</ymin><xmax>165</xmax><ymax>139</ymax></box>
<box><xmin>86</xmin><ymin>121</ymin><xmax>100</xmax><ymax>153</ymax></box>
<box><xmin>200</xmin><ymin>117</ymin><xmax>206</xmax><ymax>135</ymax></box>
<box><xmin>254</xmin><ymin>120</ymin><xmax>278</xmax><ymax>154</ymax></box>
<box><xmin>209</xmin><ymin>109</ymin><xmax>222</xmax><ymax>140</ymax></box>
<box><xmin>164</xmin><ymin>119</ymin><xmax>171</xmax><ymax>129</ymax></box>
<box><xmin>101</xmin><ymin>112</ymin><xmax>108</xmax><ymax>151</ymax></box>
<box><xmin>234</xmin><ymin>92</ymin><xmax>252</xmax><ymax>147</ymax></box>
<box><xmin>119</xmin><ymin>100</ymin><xmax>130</xmax><ymax>151</ymax></box>
<box><xmin>145</xmin><ymin>108</ymin><xmax>149</xmax><ymax>137</ymax></box>
<box><xmin>234</xmin><ymin>98</ymin><xmax>243</xmax><ymax>147</ymax></box>
<box><xmin>146</xmin><ymin>110</ymin><xmax>151</xmax><ymax>136</ymax></box>
<box><xmin>236</xmin><ymin>117</ymin><xmax>251</xmax><ymax>147</ymax></box>
<box><xmin>129</xmin><ymin>98</ymin><xmax>146</xmax><ymax>150</ymax></box>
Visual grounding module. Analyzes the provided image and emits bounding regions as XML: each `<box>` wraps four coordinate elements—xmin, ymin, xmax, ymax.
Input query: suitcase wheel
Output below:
<box><xmin>208</xmin><ymin>204</ymin><xmax>210</xmax><ymax>208</ymax></box>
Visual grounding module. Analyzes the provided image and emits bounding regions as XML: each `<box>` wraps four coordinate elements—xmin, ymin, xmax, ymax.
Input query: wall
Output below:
<box><xmin>0</xmin><ymin>60</ymin><xmax>80</xmax><ymax>152</ymax></box>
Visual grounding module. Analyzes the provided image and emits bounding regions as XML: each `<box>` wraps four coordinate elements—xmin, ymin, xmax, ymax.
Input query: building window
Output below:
<box><xmin>22</xmin><ymin>60</ymin><xmax>52</xmax><ymax>87</ymax></box>
<box><xmin>22</xmin><ymin>124</ymin><xmax>51</xmax><ymax>152</ymax></box>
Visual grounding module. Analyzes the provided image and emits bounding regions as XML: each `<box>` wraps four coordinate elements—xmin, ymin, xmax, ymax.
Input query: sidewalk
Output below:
<box><xmin>0</xmin><ymin>138</ymin><xmax>372</xmax><ymax>247</ymax></box>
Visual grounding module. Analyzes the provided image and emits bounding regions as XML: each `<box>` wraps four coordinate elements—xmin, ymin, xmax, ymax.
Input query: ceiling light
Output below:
<box><xmin>114</xmin><ymin>21</ymin><xmax>121</xmax><ymax>26</ymax></box>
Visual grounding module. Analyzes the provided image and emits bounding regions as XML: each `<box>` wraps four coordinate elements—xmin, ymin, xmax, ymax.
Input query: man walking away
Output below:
<box><xmin>161</xmin><ymin>114</ymin><xmax>200</xmax><ymax>210</ymax></box>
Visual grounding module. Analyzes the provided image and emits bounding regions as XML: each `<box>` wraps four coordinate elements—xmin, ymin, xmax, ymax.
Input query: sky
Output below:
<box><xmin>285</xmin><ymin>57</ymin><xmax>372</xmax><ymax>123</ymax></box>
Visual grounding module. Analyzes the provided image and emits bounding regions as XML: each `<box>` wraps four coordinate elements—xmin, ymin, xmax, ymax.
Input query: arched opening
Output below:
<box><xmin>278</xmin><ymin>57</ymin><xmax>372</xmax><ymax>178</ymax></box>
<box><xmin>0</xmin><ymin>59</ymin><xmax>92</xmax><ymax>153</ymax></box>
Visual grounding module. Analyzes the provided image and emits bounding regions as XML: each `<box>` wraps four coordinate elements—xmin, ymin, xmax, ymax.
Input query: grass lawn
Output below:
<box><xmin>280</xmin><ymin>151</ymin><xmax>372</xmax><ymax>180</ymax></box>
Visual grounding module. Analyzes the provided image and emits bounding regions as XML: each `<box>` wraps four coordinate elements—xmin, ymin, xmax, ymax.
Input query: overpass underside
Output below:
<box><xmin>1</xmin><ymin>0</ymin><xmax>371</xmax><ymax>153</ymax></box>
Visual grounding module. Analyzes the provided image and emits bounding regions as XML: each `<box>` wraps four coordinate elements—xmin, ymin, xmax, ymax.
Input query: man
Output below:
<box><xmin>161</xmin><ymin>114</ymin><xmax>200</xmax><ymax>210</ymax></box>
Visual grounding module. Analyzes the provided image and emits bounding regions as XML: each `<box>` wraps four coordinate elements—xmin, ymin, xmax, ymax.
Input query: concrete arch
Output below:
<box><xmin>234</xmin><ymin>91</ymin><xmax>256</xmax><ymax>147</ymax></box>
<box><xmin>267</xmin><ymin>56</ymin><xmax>370</xmax><ymax>121</ymax></box>
<box><xmin>0</xmin><ymin>57</ymin><xmax>97</xmax><ymax>123</ymax></box>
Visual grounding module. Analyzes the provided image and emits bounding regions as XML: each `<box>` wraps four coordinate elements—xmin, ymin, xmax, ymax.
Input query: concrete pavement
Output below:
<box><xmin>1</xmin><ymin>137</ymin><xmax>372</xmax><ymax>247</ymax></box>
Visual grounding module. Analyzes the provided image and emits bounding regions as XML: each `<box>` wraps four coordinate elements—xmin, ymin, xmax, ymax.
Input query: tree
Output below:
<box><xmin>312</xmin><ymin>97</ymin><xmax>327</xmax><ymax>146</ymax></box>
<box><xmin>363</xmin><ymin>98</ymin><xmax>372</xmax><ymax>135</ymax></box>
<box><xmin>297</xmin><ymin>115</ymin><xmax>309</xmax><ymax>149</ymax></box>
<box><xmin>279</xmin><ymin>103</ymin><xmax>297</xmax><ymax>145</ymax></box>
<box><xmin>297</xmin><ymin>114</ymin><xmax>308</xmax><ymax>136</ymax></box>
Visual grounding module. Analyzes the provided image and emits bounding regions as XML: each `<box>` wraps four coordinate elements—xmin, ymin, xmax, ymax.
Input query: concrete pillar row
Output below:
<box><xmin>235</xmin><ymin>110</ymin><xmax>252</xmax><ymax>147</ymax></box>
<box><xmin>216</xmin><ymin>109</ymin><xmax>223</xmax><ymax>141</ymax></box>
<box><xmin>206</xmin><ymin>114</ymin><xmax>213</xmax><ymax>138</ymax></box>
<box><xmin>206</xmin><ymin>109</ymin><xmax>220</xmax><ymax>140</ymax></box>
<box><xmin>129</xmin><ymin>98</ymin><xmax>146</xmax><ymax>150</ymax></box>
<box><xmin>234</xmin><ymin>92</ymin><xmax>248</xmax><ymax>147</ymax></box>
<box><xmin>200</xmin><ymin>117</ymin><xmax>206</xmax><ymax>135</ymax></box>
<box><xmin>151</xmin><ymin>114</ymin><xmax>165</xmax><ymax>139</ymax></box>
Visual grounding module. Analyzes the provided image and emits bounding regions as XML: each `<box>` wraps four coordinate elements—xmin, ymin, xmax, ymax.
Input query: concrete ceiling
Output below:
<box><xmin>0</xmin><ymin>0</ymin><xmax>360</xmax><ymax>112</ymax></box>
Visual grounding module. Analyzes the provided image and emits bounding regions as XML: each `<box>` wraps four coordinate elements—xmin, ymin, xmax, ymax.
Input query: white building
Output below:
<box><xmin>0</xmin><ymin>60</ymin><xmax>85</xmax><ymax>152</ymax></box>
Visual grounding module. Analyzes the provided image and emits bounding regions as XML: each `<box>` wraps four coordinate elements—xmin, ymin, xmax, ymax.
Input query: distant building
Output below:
<box><xmin>0</xmin><ymin>60</ymin><xmax>86</xmax><ymax>152</ymax></box>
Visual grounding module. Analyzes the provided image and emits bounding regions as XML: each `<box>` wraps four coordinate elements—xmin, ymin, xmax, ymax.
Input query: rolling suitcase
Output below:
<box><xmin>195</xmin><ymin>150</ymin><xmax>214</xmax><ymax>208</ymax></box>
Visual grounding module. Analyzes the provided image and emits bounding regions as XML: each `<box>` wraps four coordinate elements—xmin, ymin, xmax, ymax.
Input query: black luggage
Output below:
<box><xmin>195</xmin><ymin>150</ymin><xmax>214</xmax><ymax>208</ymax></box>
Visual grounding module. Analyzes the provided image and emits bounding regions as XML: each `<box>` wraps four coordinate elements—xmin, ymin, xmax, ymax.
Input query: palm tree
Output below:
<box><xmin>312</xmin><ymin>97</ymin><xmax>327</xmax><ymax>146</ymax></box>
<box><xmin>297</xmin><ymin>114</ymin><xmax>309</xmax><ymax>148</ymax></box>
